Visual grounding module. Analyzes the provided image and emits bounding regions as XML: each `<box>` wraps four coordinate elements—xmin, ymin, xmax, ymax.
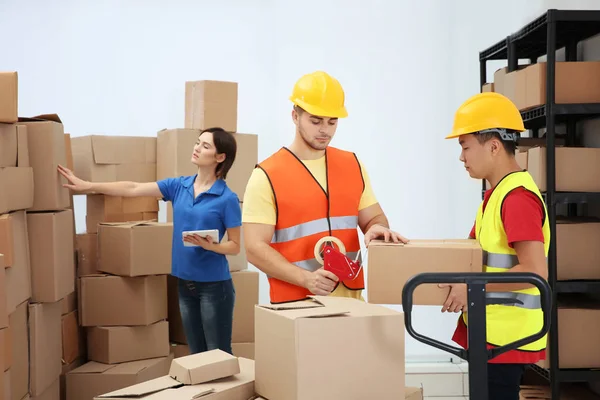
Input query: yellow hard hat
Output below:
<box><xmin>290</xmin><ymin>71</ymin><xmax>348</xmax><ymax>118</ymax></box>
<box><xmin>446</xmin><ymin>92</ymin><xmax>525</xmax><ymax>139</ymax></box>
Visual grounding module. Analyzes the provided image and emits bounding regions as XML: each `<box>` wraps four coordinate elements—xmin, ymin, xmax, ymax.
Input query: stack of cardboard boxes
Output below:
<box><xmin>156</xmin><ymin>80</ymin><xmax>260</xmax><ymax>361</ymax></box>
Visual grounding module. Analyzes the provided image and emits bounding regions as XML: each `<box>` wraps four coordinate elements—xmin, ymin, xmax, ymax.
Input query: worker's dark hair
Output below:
<box><xmin>475</xmin><ymin>130</ymin><xmax>517</xmax><ymax>155</ymax></box>
<box><xmin>199</xmin><ymin>127</ymin><xmax>237</xmax><ymax>179</ymax></box>
<box><xmin>293</xmin><ymin>105</ymin><xmax>305</xmax><ymax>114</ymax></box>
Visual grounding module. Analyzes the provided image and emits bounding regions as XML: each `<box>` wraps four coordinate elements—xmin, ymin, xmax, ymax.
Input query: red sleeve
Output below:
<box><xmin>469</xmin><ymin>223</ymin><xmax>476</xmax><ymax>239</ymax></box>
<box><xmin>501</xmin><ymin>188</ymin><xmax>545</xmax><ymax>247</ymax></box>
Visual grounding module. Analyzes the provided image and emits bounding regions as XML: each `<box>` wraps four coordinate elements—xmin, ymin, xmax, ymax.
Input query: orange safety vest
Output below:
<box><xmin>258</xmin><ymin>146</ymin><xmax>365</xmax><ymax>303</ymax></box>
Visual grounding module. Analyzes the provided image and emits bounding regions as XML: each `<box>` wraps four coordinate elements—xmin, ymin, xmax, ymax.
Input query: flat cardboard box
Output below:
<box><xmin>97</xmin><ymin>221</ymin><xmax>173</xmax><ymax>276</ymax></box>
<box><xmin>71</xmin><ymin>135</ymin><xmax>157</xmax><ymax>183</ymax></box>
<box><xmin>0</xmin><ymin>124</ymin><xmax>28</xmax><ymax>168</ymax></box>
<box><xmin>232</xmin><ymin>270</ymin><xmax>259</xmax><ymax>343</ymax></box>
<box><xmin>29</xmin><ymin>301</ymin><xmax>62</xmax><ymax>397</ymax></box>
<box><xmin>87</xmin><ymin>321</ymin><xmax>170</xmax><ymax>365</ymax></box>
<box><xmin>61</xmin><ymin>311</ymin><xmax>82</xmax><ymax>366</ymax></box>
<box><xmin>18</xmin><ymin>114</ymin><xmax>70</xmax><ymax>211</ymax></box>
<box><xmin>255</xmin><ymin>296</ymin><xmax>405</xmax><ymax>400</ymax></box>
<box><xmin>79</xmin><ymin>275</ymin><xmax>167</xmax><ymax>327</ymax></box>
<box><xmin>556</xmin><ymin>220</ymin><xmax>600</xmax><ymax>280</ymax></box>
<box><xmin>94</xmin><ymin>357</ymin><xmax>254</xmax><ymax>400</ymax></box>
<box><xmin>232</xmin><ymin>343</ymin><xmax>254</xmax><ymax>360</ymax></box>
<box><xmin>0</xmin><ymin>72</ymin><xmax>18</xmax><ymax>123</ymax></box>
<box><xmin>527</xmin><ymin>146</ymin><xmax>600</xmax><ymax>192</ymax></box>
<box><xmin>0</xmin><ymin>167</ymin><xmax>34</xmax><ymax>215</ymax></box>
<box><xmin>86</xmin><ymin>212</ymin><xmax>159</xmax><ymax>234</ymax></box>
<box><xmin>2</xmin><ymin>211</ymin><xmax>32</xmax><ymax>313</ymax></box>
<box><xmin>9</xmin><ymin>301</ymin><xmax>28</xmax><ymax>400</ymax></box>
<box><xmin>169</xmin><ymin>349</ymin><xmax>240</xmax><ymax>385</ymax></box>
<box><xmin>66</xmin><ymin>355</ymin><xmax>173</xmax><ymax>400</ymax></box>
<box><xmin>27</xmin><ymin>210</ymin><xmax>75</xmax><ymax>302</ymax></box>
<box><xmin>367</xmin><ymin>239</ymin><xmax>482</xmax><ymax>305</ymax></box>
<box><xmin>184</xmin><ymin>80</ymin><xmax>238</xmax><ymax>132</ymax></box>
<box><xmin>76</xmin><ymin>233</ymin><xmax>99</xmax><ymax>276</ymax></box>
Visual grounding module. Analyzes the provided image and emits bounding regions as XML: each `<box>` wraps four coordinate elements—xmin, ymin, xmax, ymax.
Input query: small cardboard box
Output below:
<box><xmin>97</xmin><ymin>221</ymin><xmax>173</xmax><ymax>277</ymax></box>
<box><xmin>87</xmin><ymin>321</ymin><xmax>170</xmax><ymax>365</ymax></box>
<box><xmin>18</xmin><ymin>114</ymin><xmax>70</xmax><ymax>211</ymax></box>
<box><xmin>0</xmin><ymin>125</ymin><xmax>33</xmax><ymax>213</ymax></box>
<box><xmin>94</xmin><ymin>357</ymin><xmax>255</xmax><ymax>400</ymax></box>
<box><xmin>169</xmin><ymin>349</ymin><xmax>240</xmax><ymax>385</ymax></box>
<box><xmin>0</xmin><ymin>72</ymin><xmax>18</xmax><ymax>123</ymax></box>
<box><xmin>71</xmin><ymin>135</ymin><xmax>157</xmax><ymax>183</ymax></box>
<box><xmin>367</xmin><ymin>239</ymin><xmax>482</xmax><ymax>305</ymax></box>
<box><xmin>79</xmin><ymin>275</ymin><xmax>167</xmax><ymax>327</ymax></box>
<box><xmin>255</xmin><ymin>296</ymin><xmax>405</xmax><ymax>400</ymax></box>
<box><xmin>184</xmin><ymin>80</ymin><xmax>238</xmax><ymax>132</ymax></box>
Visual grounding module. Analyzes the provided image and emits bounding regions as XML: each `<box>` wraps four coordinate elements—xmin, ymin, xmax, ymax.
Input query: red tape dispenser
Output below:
<box><xmin>314</xmin><ymin>236</ymin><xmax>362</xmax><ymax>282</ymax></box>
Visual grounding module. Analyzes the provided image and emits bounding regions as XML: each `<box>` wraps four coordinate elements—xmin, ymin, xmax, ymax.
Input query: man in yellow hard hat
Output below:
<box><xmin>441</xmin><ymin>92</ymin><xmax>550</xmax><ymax>400</ymax></box>
<box><xmin>242</xmin><ymin>70</ymin><xmax>408</xmax><ymax>304</ymax></box>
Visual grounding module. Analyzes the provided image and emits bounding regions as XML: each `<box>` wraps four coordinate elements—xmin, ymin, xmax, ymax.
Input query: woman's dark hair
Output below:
<box><xmin>200</xmin><ymin>127</ymin><xmax>237</xmax><ymax>179</ymax></box>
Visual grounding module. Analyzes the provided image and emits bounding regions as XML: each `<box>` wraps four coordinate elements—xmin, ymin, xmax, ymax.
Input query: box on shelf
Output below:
<box><xmin>184</xmin><ymin>80</ymin><xmax>238</xmax><ymax>133</ymax></box>
<box><xmin>367</xmin><ymin>239</ymin><xmax>482</xmax><ymax>305</ymax></box>
<box><xmin>27</xmin><ymin>209</ymin><xmax>75</xmax><ymax>302</ymax></box>
<box><xmin>0</xmin><ymin>72</ymin><xmax>18</xmax><ymax>123</ymax></box>
<box><xmin>255</xmin><ymin>296</ymin><xmax>405</xmax><ymax>400</ymax></box>
<box><xmin>18</xmin><ymin>114</ymin><xmax>70</xmax><ymax>211</ymax></box>
<box><xmin>71</xmin><ymin>135</ymin><xmax>157</xmax><ymax>183</ymax></box>
<box><xmin>79</xmin><ymin>275</ymin><xmax>167</xmax><ymax>327</ymax></box>
<box><xmin>97</xmin><ymin>221</ymin><xmax>172</xmax><ymax>277</ymax></box>
<box><xmin>556</xmin><ymin>220</ymin><xmax>600</xmax><ymax>280</ymax></box>
<box><xmin>87</xmin><ymin>321</ymin><xmax>170</xmax><ymax>365</ymax></box>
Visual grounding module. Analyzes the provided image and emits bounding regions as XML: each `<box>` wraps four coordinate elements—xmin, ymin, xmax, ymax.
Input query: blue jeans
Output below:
<box><xmin>177</xmin><ymin>278</ymin><xmax>235</xmax><ymax>355</ymax></box>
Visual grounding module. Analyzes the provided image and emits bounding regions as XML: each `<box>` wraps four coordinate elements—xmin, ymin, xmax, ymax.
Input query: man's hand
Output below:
<box><xmin>439</xmin><ymin>283</ymin><xmax>467</xmax><ymax>313</ymax></box>
<box><xmin>302</xmin><ymin>269</ymin><xmax>339</xmax><ymax>296</ymax></box>
<box><xmin>364</xmin><ymin>224</ymin><xmax>409</xmax><ymax>246</ymax></box>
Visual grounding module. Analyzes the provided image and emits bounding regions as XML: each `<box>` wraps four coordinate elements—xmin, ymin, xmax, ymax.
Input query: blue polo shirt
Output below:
<box><xmin>157</xmin><ymin>175</ymin><xmax>242</xmax><ymax>283</ymax></box>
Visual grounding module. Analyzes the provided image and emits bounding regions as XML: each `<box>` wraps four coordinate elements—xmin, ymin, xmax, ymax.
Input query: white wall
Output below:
<box><xmin>0</xmin><ymin>0</ymin><xmax>559</xmax><ymax>361</ymax></box>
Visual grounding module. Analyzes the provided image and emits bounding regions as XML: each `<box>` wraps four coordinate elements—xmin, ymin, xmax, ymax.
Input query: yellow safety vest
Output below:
<box><xmin>463</xmin><ymin>170</ymin><xmax>550</xmax><ymax>351</ymax></box>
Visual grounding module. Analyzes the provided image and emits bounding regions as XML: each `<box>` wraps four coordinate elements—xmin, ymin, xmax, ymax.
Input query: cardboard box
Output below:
<box><xmin>405</xmin><ymin>387</ymin><xmax>424</xmax><ymax>400</ymax></box>
<box><xmin>556</xmin><ymin>220</ymin><xmax>600</xmax><ymax>280</ymax></box>
<box><xmin>71</xmin><ymin>135</ymin><xmax>157</xmax><ymax>183</ymax></box>
<box><xmin>97</xmin><ymin>221</ymin><xmax>173</xmax><ymax>277</ymax></box>
<box><xmin>0</xmin><ymin>124</ymin><xmax>28</xmax><ymax>168</ymax></box>
<box><xmin>367</xmin><ymin>239</ymin><xmax>482</xmax><ymax>305</ymax></box>
<box><xmin>87</xmin><ymin>321</ymin><xmax>170</xmax><ymax>365</ymax></box>
<box><xmin>76</xmin><ymin>233</ymin><xmax>99</xmax><ymax>276</ymax></box>
<box><xmin>170</xmin><ymin>344</ymin><xmax>190</xmax><ymax>359</ymax></box>
<box><xmin>527</xmin><ymin>146</ymin><xmax>600</xmax><ymax>192</ymax></box>
<box><xmin>0</xmin><ymin>327</ymin><xmax>10</xmax><ymax>371</ymax></box>
<box><xmin>66</xmin><ymin>355</ymin><xmax>173</xmax><ymax>400</ymax></box>
<box><xmin>62</xmin><ymin>311</ymin><xmax>82</xmax><ymax>366</ymax></box>
<box><xmin>27</xmin><ymin>210</ymin><xmax>75</xmax><ymax>302</ymax></box>
<box><xmin>232</xmin><ymin>270</ymin><xmax>259</xmax><ymax>343</ymax></box>
<box><xmin>231</xmin><ymin>343</ymin><xmax>254</xmax><ymax>360</ymax></box>
<box><xmin>94</xmin><ymin>357</ymin><xmax>254</xmax><ymax>400</ymax></box>
<box><xmin>226</xmin><ymin>208</ymin><xmax>247</xmax><ymax>272</ymax></box>
<box><xmin>169</xmin><ymin>349</ymin><xmax>240</xmax><ymax>385</ymax></box>
<box><xmin>79</xmin><ymin>275</ymin><xmax>167</xmax><ymax>327</ymax></box>
<box><xmin>60</xmin><ymin>291</ymin><xmax>77</xmax><ymax>316</ymax></box>
<box><xmin>86</xmin><ymin>212</ymin><xmax>159</xmax><ymax>234</ymax></box>
<box><xmin>3</xmin><ymin>370</ymin><xmax>8</xmax><ymax>400</ymax></box>
<box><xmin>9</xmin><ymin>301</ymin><xmax>28</xmax><ymax>400</ymax></box>
<box><xmin>0</xmin><ymin>167</ymin><xmax>34</xmax><ymax>215</ymax></box>
<box><xmin>18</xmin><ymin>114</ymin><xmax>70</xmax><ymax>211</ymax></box>
<box><xmin>157</xmin><ymin>128</ymin><xmax>258</xmax><ymax>200</ymax></box>
<box><xmin>61</xmin><ymin>358</ymin><xmax>84</xmax><ymax>400</ymax></box>
<box><xmin>255</xmin><ymin>296</ymin><xmax>405</xmax><ymax>400</ymax></box>
<box><xmin>184</xmin><ymin>80</ymin><xmax>238</xmax><ymax>132</ymax></box>
<box><xmin>519</xmin><ymin>384</ymin><xmax>599</xmax><ymax>399</ymax></box>
<box><xmin>524</xmin><ymin>62</ymin><xmax>600</xmax><ymax>110</ymax></box>
<box><xmin>1</xmin><ymin>211</ymin><xmax>32</xmax><ymax>313</ymax></box>
<box><xmin>32</xmin><ymin>378</ymin><xmax>59</xmax><ymax>400</ymax></box>
<box><xmin>481</xmin><ymin>83</ymin><xmax>494</xmax><ymax>92</ymax></box>
<box><xmin>0</xmin><ymin>265</ymin><xmax>6</xmax><ymax>329</ymax></box>
<box><xmin>87</xmin><ymin>195</ymin><xmax>159</xmax><ymax>221</ymax></box>
<box><xmin>29</xmin><ymin>301</ymin><xmax>62</xmax><ymax>397</ymax></box>
<box><xmin>0</xmin><ymin>72</ymin><xmax>18</xmax><ymax>123</ymax></box>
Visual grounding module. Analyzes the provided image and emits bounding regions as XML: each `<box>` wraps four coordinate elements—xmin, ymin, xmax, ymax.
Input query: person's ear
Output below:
<box><xmin>215</xmin><ymin>153</ymin><xmax>226</xmax><ymax>163</ymax></box>
<box><xmin>292</xmin><ymin>109</ymin><xmax>300</xmax><ymax>125</ymax></box>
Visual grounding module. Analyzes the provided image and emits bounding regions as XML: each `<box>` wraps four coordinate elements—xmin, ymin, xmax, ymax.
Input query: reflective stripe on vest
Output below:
<box><xmin>485</xmin><ymin>292</ymin><xmax>541</xmax><ymax>309</ymax></box>
<box><xmin>484</xmin><ymin>250</ymin><xmax>548</xmax><ymax>270</ymax></box>
<box><xmin>272</xmin><ymin>216</ymin><xmax>358</xmax><ymax>244</ymax></box>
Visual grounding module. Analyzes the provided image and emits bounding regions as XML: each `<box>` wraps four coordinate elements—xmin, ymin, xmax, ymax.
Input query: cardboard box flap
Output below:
<box><xmin>98</xmin><ymin>220</ymin><xmax>160</xmax><ymax>228</ymax></box>
<box><xmin>257</xmin><ymin>297</ymin><xmax>350</xmax><ymax>319</ymax></box>
<box><xmin>18</xmin><ymin>114</ymin><xmax>62</xmax><ymax>123</ymax></box>
<box><xmin>96</xmin><ymin>375</ymin><xmax>186</xmax><ymax>399</ymax></box>
<box><xmin>71</xmin><ymin>361</ymin><xmax>115</xmax><ymax>374</ymax></box>
<box><xmin>169</xmin><ymin>349</ymin><xmax>240</xmax><ymax>385</ymax></box>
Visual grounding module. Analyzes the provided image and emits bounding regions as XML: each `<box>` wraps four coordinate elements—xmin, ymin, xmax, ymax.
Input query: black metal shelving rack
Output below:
<box><xmin>478</xmin><ymin>9</ymin><xmax>600</xmax><ymax>400</ymax></box>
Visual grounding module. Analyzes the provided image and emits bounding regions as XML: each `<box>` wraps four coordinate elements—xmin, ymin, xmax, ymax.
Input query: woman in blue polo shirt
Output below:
<box><xmin>57</xmin><ymin>127</ymin><xmax>242</xmax><ymax>355</ymax></box>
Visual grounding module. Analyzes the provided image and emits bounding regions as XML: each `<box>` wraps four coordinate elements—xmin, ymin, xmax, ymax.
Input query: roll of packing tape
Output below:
<box><xmin>314</xmin><ymin>236</ymin><xmax>346</xmax><ymax>266</ymax></box>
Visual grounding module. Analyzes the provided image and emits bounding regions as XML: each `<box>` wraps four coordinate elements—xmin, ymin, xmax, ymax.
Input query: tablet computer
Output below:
<box><xmin>182</xmin><ymin>229</ymin><xmax>220</xmax><ymax>247</ymax></box>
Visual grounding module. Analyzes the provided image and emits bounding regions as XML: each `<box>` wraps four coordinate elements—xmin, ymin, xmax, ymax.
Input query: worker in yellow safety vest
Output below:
<box><xmin>441</xmin><ymin>92</ymin><xmax>550</xmax><ymax>400</ymax></box>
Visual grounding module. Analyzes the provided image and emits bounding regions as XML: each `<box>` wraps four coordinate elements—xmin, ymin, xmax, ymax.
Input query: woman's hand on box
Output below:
<box><xmin>439</xmin><ymin>283</ymin><xmax>467</xmax><ymax>313</ymax></box>
<box><xmin>57</xmin><ymin>164</ymin><xmax>93</xmax><ymax>192</ymax></box>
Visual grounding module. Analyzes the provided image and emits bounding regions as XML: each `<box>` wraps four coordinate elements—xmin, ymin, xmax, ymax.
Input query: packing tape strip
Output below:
<box><xmin>314</xmin><ymin>236</ymin><xmax>346</xmax><ymax>266</ymax></box>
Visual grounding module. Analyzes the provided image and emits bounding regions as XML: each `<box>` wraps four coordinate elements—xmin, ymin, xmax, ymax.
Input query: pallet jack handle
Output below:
<box><xmin>401</xmin><ymin>272</ymin><xmax>552</xmax><ymax>400</ymax></box>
